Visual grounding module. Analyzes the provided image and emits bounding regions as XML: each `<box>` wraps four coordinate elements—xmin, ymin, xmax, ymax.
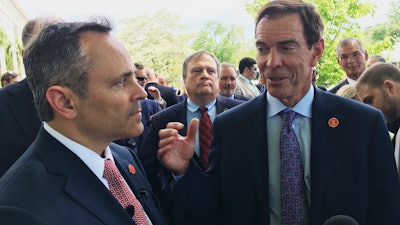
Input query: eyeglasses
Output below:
<box><xmin>339</xmin><ymin>52</ymin><xmax>363</xmax><ymax>61</ymax></box>
<box><xmin>136</xmin><ymin>77</ymin><xmax>147</xmax><ymax>81</ymax></box>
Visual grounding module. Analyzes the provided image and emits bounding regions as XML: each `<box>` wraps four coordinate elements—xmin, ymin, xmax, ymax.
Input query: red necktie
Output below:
<box><xmin>199</xmin><ymin>107</ymin><xmax>212</xmax><ymax>169</ymax></box>
<box><xmin>279</xmin><ymin>110</ymin><xmax>309</xmax><ymax>225</ymax></box>
<box><xmin>103</xmin><ymin>159</ymin><xmax>150</xmax><ymax>225</ymax></box>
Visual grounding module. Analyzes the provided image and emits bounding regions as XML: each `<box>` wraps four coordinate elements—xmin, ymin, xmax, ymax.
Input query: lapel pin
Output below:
<box><xmin>128</xmin><ymin>164</ymin><xmax>136</xmax><ymax>175</ymax></box>
<box><xmin>328</xmin><ymin>117</ymin><xmax>339</xmax><ymax>128</ymax></box>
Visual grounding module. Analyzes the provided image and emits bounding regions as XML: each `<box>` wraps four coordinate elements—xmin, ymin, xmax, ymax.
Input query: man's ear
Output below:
<box><xmin>46</xmin><ymin>86</ymin><xmax>77</xmax><ymax>120</ymax></box>
<box><xmin>383</xmin><ymin>80</ymin><xmax>397</xmax><ymax>95</ymax></box>
<box><xmin>311</xmin><ymin>39</ymin><xmax>324</xmax><ymax>67</ymax></box>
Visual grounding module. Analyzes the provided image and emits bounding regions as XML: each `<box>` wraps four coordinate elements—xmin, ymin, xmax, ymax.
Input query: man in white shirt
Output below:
<box><xmin>329</xmin><ymin>37</ymin><xmax>368</xmax><ymax>93</ymax></box>
<box><xmin>0</xmin><ymin>19</ymin><xmax>166</xmax><ymax>225</ymax></box>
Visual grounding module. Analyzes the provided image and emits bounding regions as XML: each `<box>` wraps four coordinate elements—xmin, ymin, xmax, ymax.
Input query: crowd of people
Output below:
<box><xmin>0</xmin><ymin>0</ymin><xmax>400</xmax><ymax>225</ymax></box>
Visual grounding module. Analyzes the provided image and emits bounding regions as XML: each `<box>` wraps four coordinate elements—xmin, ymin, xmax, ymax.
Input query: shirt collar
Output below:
<box><xmin>267</xmin><ymin>84</ymin><xmax>314</xmax><ymax>118</ymax></box>
<box><xmin>186</xmin><ymin>97</ymin><xmax>217</xmax><ymax>113</ymax></box>
<box><xmin>347</xmin><ymin>77</ymin><xmax>357</xmax><ymax>84</ymax></box>
<box><xmin>43</xmin><ymin>122</ymin><xmax>113</xmax><ymax>181</ymax></box>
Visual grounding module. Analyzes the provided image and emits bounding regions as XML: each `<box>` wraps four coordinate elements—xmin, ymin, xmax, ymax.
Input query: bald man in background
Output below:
<box><xmin>0</xmin><ymin>17</ymin><xmax>63</xmax><ymax>176</ymax></box>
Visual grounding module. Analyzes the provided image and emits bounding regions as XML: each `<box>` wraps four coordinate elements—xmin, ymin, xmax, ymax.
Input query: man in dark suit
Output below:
<box><xmin>0</xmin><ymin>17</ymin><xmax>63</xmax><ymax>177</ymax></box>
<box><xmin>156</xmin><ymin>1</ymin><xmax>400</xmax><ymax>225</ymax></box>
<box><xmin>144</xmin><ymin>67</ymin><xmax>180</xmax><ymax>108</ymax></box>
<box><xmin>0</xmin><ymin>19</ymin><xmax>166</xmax><ymax>225</ymax></box>
<box><xmin>329</xmin><ymin>37</ymin><xmax>368</xmax><ymax>94</ymax></box>
<box><xmin>139</xmin><ymin>51</ymin><xmax>243</xmax><ymax>224</ymax></box>
<box><xmin>219</xmin><ymin>62</ymin><xmax>250</xmax><ymax>101</ymax></box>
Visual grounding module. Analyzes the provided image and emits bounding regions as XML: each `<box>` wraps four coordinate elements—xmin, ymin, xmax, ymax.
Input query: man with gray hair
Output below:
<box><xmin>329</xmin><ymin>37</ymin><xmax>369</xmax><ymax>93</ymax></box>
<box><xmin>0</xmin><ymin>17</ymin><xmax>63</xmax><ymax>177</ymax></box>
<box><xmin>218</xmin><ymin>62</ymin><xmax>249</xmax><ymax>101</ymax></box>
<box><xmin>366</xmin><ymin>55</ymin><xmax>386</xmax><ymax>68</ymax></box>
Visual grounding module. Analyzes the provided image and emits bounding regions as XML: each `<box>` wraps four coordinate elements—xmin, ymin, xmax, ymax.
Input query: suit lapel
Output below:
<box><xmin>241</xmin><ymin>94</ymin><xmax>270</xmax><ymax>219</ymax></box>
<box><xmin>310</xmin><ymin>88</ymin><xmax>336</xmax><ymax>216</ymax></box>
<box><xmin>35</xmin><ymin>129</ymin><xmax>134</xmax><ymax>225</ymax></box>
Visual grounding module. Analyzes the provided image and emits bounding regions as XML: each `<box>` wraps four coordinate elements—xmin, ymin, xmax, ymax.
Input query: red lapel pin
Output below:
<box><xmin>328</xmin><ymin>117</ymin><xmax>339</xmax><ymax>128</ymax></box>
<box><xmin>128</xmin><ymin>164</ymin><xmax>136</xmax><ymax>175</ymax></box>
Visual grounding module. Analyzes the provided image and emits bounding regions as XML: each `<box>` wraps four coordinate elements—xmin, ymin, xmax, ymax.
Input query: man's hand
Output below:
<box><xmin>148</xmin><ymin>86</ymin><xmax>162</xmax><ymax>101</ymax></box>
<box><xmin>157</xmin><ymin>118</ymin><xmax>199</xmax><ymax>175</ymax></box>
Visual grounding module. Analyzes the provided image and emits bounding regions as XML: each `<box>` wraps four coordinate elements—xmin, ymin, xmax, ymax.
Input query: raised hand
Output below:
<box><xmin>157</xmin><ymin>118</ymin><xmax>199</xmax><ymax>175</ymax></box>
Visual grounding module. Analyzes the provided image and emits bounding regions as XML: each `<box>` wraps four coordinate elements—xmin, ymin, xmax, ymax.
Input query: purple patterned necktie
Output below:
<box><xmin>279</xmin><ymin>109</ymin><xmax>310</xmax><ymax>225</ymax></box>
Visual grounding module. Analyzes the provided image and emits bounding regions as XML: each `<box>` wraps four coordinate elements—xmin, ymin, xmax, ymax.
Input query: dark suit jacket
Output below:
<box><xmin>329</xmin><ymin>79</ymin><xmax>349</xmax><ymax>94</ymax></box>
<box><xmin>173</xmin><ymin>88</ymin><xmax>400</xmax><ymax>225</ymax></box>
<box><xmin>138</xmin><ymin>95</ymin><xmax>243</xmax><ymax>224</ymax></box>
<box><xmin>234</xmin><ymin>93</ymin><xmax>250</xmax><ymax>101</ymax></box>
<box><xmin>0</xmin><ymin>79</ymin><xmax>41</xmax><ymax>176</ymax></box>
<box><xmin>145</xmin><ymin>82</ymin><xmax>179</xmax><ymax>108</ymax></box>
<box><xmin>0</xmin><ymin>128</ymin><xmax>167</xmax><ymax>225</ymax></box>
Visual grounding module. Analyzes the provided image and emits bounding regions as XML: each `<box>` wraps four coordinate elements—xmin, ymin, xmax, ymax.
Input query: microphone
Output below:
<box><xmin>138</xmin><ymin>189</ymin><xmax>150</xmax><ymax>199</ymax></box>
<box><xmin>323</xmin><ymin>215</ymin><xmax>359</xmax><ymax>225</ymax></box>
<box><xmin>125</xmin><ymin>205</ymin><xmax>135</xmax><ymax>217</ymax></box>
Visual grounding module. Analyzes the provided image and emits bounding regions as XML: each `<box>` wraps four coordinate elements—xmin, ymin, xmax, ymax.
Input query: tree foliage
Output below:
<box><xmin>117</xmin><ymin>10</ymin><xmax>194</xmax><ymax>87</ymax></box>
<box><xmin>366</xmin><ymin>0</ymin><xmax>400</xmax><ymax>59</ymax></box>
<box><xmin>245</xmin><ymin>0</ymin><xmax>379</xmax><ymax>87</ymax></box>
<box><xmin>192</xmin><ymin>21</ymin><xmax>256</xmax><ymax>67</ymax></box>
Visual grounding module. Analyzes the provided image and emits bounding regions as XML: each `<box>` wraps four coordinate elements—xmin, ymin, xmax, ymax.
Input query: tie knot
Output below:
<box><xmin>199</xmin><ymin>107</ymin><xmax>208</xmax><ymax>114</ymax></box>
<box><xmin>279</xmin><ymin>109</ymin><xmax>297</xmax><ymax>125</ymax></box>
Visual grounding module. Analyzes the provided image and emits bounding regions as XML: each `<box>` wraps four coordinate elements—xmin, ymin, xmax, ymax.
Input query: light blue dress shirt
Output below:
<box><xmin>186</xmin><ymin>98</ymin><xmax>217</xmax><ymax>156</ymax></box>
<box><xmin>266</xmin><ymin>85</ymin><xmax>313</xmax><ymax>225</ymax></box>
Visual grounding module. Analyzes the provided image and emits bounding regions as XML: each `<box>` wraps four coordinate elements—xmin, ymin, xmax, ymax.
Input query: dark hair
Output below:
<box><xmin>357</xmin><ymin>63</ymin><xmax>400</xmax><ymax>89</ymax></box>
<box><xmin>182</xmin><ymin>51</ymin><xmax>220</xmax><ymax>78</ymax></box>
<box><xmin>1</xmin><ymin>71</ymin><xmax>19</xmax><ymax>87</ymax></box>
<box><xmin>23</xmin><ymin>17</ymin><xmax>113</xmax><ymax>121</ymax></box>
<box><xmin>255</xmin><ymin>0</ymin><xmax>324</xmax><ymax>49</ymax></box>
<box><xmin>134</xmin><ymin>62</ymin><xmax>145</xmax><ymax>70</ymax></box>
<box><xmin>238</xmin><ymin>57</ymin><xmax>257</xmax><ymax>74</ymax></box>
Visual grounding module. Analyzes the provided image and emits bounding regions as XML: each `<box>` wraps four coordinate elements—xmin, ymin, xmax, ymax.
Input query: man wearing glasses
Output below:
<box><xmin>235</xmin><ymin>57</ymin><xmax>261</xmax><ymax>99</ymax></box>
<box><xmin>329</xmin><ymin>37</ymin><xmax>369</xmax><ymax>94</ymax></box>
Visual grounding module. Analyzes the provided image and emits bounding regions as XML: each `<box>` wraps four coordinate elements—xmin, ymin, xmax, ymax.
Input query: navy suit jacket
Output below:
<box><xmin>173</xmin><ymin>87</ymin><xmax>400</xmax><ymax>225</ymax></box>
<box><xmin>0</xmin><ymin>128</ymin><xmax>167</xmax><ymax>225</ymax></box>
<box><xmin>329</xmin><ymin>79</ymin><xmax>349</xmax><ymax>94</ymax></box>
<box><xmin>0</xmin><ymin>79</ymin><xmax>41</xmax><ymax>176</ymax></box>
<box><xmin>233</xmin><ymin>93</ymin><xmax>250</xmax><ymax>101</ymax></box>
<box><xmin>145</xmin><ymin>82</ymin><xmax>179</xmax><ymax>108</ymax></box>
<box><xmin>138</xmin><ymin>95</ymin><xmax>243</xmax><ymax>224</ymax></box>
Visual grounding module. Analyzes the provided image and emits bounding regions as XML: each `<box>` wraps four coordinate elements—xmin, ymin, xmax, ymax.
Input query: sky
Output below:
<box><xmin>14</xmin><ymin>0</ymin><xmax>394</xmax><ymax>36</ymax></box>
<box><xmin>14</xmin><ymin>0</ymin><xmax>256</xmax><ymax>35</ymax></box>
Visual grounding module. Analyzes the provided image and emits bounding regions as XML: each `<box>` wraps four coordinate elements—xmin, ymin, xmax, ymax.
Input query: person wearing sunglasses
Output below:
<box><xmin>235</xmin><ymin>57</ymin><xmax>261</xmax><ymax>99</ymax></box>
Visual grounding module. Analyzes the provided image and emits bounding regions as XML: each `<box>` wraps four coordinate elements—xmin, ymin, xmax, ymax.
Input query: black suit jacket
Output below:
<box><xmin>145</xmin><ymin>82</ymin><xmax>179</xmax><ymax>108</ymax></box>
<box><xmin>233</xmin><ymin>93</ymin><xmax>250</xmax><ymax>101</ymax></box>
<box><xmin>138</xmin><ymin>95</ymin><xmax>243</xmax><ymax>224</ymax></box>
<box><xmin>0</xmin><ymin>79</ymin><xmax>41</xmax><ymax>176</ymax></box>
<box><xmin>0</xmin><ymin>128</ymin><xmax>167</xmax><ymax>225</ymax></box>
<box><xmin>173</xmin><ymin>88</ymin><xmax>400</xmax><ymax>225</ymax></box>
<box><xmin>329</xmin><ymin>79</ymin><xmax>349</xmax><ymax>94</ymax></box>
